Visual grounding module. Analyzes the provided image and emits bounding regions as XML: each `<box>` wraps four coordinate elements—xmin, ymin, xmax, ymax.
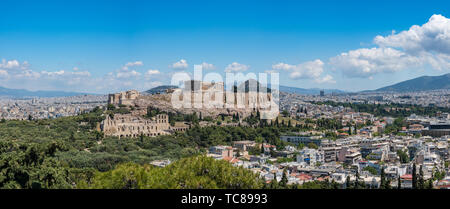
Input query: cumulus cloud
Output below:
<box><xmin>146</xmin><ymin>69</ymin><xmax>160</xmax><ymax>75</ymax></box>
<box><xmin>329</xmin><ymin>47</ymin><xmax>422</xmax><ymax>77</ymax></box>
<box><xmin>0</xmin><ymin>59</ymin><xmax>29</xmax><ymax>71</ymax></box>
<box><xmin>112</xmin><ymin>61</ymin><xmax>146</xmax><ymax>79</ymax></box>
<box><xmin>273</xmin><ymin>59</ymin><xmax>324</xmax><ymax>79</ymax></box>
<box><xmin>0</xmin><ymin>70</ymin><xmax>8</xmax><ymax>78</ymax></box>
<box><xmin>225</xmin><ymin>62</ymin><xmax>250</xmax><ymax>73</ymax></box>
<box><xmin>170</xmin><ymin>59</ymin><xmax>188</xmax><ymax>70</ymax></box>
<box><xmin>315</xmin><ymin>74</ymin><xmax>336</xmax><ymax>84</ymax></box>
<box><xmin>116</xmin><ymin>70</ymin><xmax>141</xmax><ymax>78</ymax></box>
<box><xmin>144</xmin><ymin>69</ymin><xmax>161</xmax><ymax>80</ymax></box>
<box><xmin>264</xmin><ymin>70</ymin><xmax>278</xmax><ymax>74</ymax></box>
<box><xmin>374</xmin><ymin>14</ymin><xmax>450</xmax><ymax>55</ymax></box>
<box><xmin>0</xmin><ymin>59</ymin><xmax>164</xmax><ymax>93</ymax></box>
<box><xmin>122</xmin><ymin>61</ymin><xmax>143</xmax><ymax>70</ymax></box>
<box><xmin>199</xmin><ymin>62</ymin><xmax>216</xmax><ymax>70</ymax></box>
<box><xmin>329</xmin><ymin>14</ymin><xmax>450</xmax><ymax>78</ymax></box>
<box><xmin>272</xmin><ymin>59</ymin><xmax>335</xmax><ymax>84</ymax></box>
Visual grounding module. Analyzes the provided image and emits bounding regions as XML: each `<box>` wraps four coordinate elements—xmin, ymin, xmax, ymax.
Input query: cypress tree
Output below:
<box><xmin>270</xmin><ymin>173</ymin><xmax>278</xmax><ymax>189</ymax></box>
<box><xmin>418</xmin><ymin>165</ymin><xmax>425</xmax><ymax>189</ymax></box>
<box><xmin>280</xmin><ymin>169</ymin><xmax>288</xmax><ymax>188</ymax></box>
<box><xmin>354</xmin><ymin>170</ymin><xmax>361</xmax><ymax>189</ymax></box>
<box><xmin>380</xmin><ymin>168</ymin><xmax>386</xmax><ymax>189</ymax></box>
<box><xmin>345</xmin><ymin>175</ymin><xmax>351</xmax><ymax>189</ymax></box>
<box><xmin>412</xmin><ymin>164</ymin><xmax>417</xmax><ymax>189</ymax></box>
<box><xmin>427</xmin><ymin>179</ymin><xmax>433</xmax><ymax>189</ymax></box>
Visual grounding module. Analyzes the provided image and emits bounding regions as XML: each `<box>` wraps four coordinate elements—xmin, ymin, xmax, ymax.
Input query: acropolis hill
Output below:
<box><xmin>101</xmin><ymin>80</ymin><xmax>277</xmax><ymax>138</ymax></box>
<box><xmin>107</xmin><ymin>80</ymin><xmax>276</xmax><ymax>119</ymax></box>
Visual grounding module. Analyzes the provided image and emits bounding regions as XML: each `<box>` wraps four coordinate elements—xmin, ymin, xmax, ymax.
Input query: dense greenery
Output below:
<box><xmin>0</xmin><ymin>108</ymin><xmax>197</xmax><ymax>188</ymax></box>
<box><xmin>0</xmin><ymin>107</ymin><xmax>304</xmax><ymax>188</ymax></box>
<box><xmin>78</xmin><ymin>155</ymin><xmax>264</xmax><ymax>189</ymax></box>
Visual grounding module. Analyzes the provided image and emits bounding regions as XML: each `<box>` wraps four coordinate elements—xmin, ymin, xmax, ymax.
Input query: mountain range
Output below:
<box><xmin>1</xmin><ymin>73</ymin><xmax>449</xmax><ymax>98</ymax></box>
<box><xmin>374</xmin><ymin>73</ymin><xmax>450</xmax><ymax>92</ymax></box>
<box><xmin>143</xmin><ymin>80</ymin><xmax>345</xmax><ymax>95</ymax></box>
<box><xmin>0</xmin><ymin>86</ymin><xmax>92</xmax><ymax>98</ymax></box>
<box><xmin>144</xmin><ymin>85</ymin><xmax>178</xmax><ymax>94</ymax></box>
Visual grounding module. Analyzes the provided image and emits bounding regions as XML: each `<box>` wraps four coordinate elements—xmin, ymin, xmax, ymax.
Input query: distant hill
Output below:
<box><xmin>144</xmin><ymin>85</ymin><xmax>179</xmax><ymax>94</ymax></box>
<box><xmin>279</xmin><ymin>85</ymin><xmax>346</xmax><ymax>95</ymax></box>
<box><xmin>375</xmin><ymin>73</ymin><xmax>450</xmax><ymax>92</ymax></box>
<box><xmin>145</xmin><ymin>82</ymin><xmax>347</xmax><ymax>95</ymax></box>
<box><xmin>234</xmin><ymin>79</ymin><xmax>272</xmax><ymax>93</ymax></box>
<box><xmin>0</xmin><ymin>86</ymin><xmax>92</xmax><ymax>98</ymax></box>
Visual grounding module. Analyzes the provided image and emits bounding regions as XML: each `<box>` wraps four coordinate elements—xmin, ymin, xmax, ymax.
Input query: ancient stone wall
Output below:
<box><xmin>101</xmin><ymin>113</ymin><xmax>170</xmax><ymax>138</ymax></box>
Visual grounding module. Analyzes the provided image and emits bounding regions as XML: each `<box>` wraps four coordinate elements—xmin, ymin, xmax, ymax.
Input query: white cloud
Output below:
<box><xmin>0</xmin><ymin>59</ymin><xmax>29</xmax><ymax>71</ymax></box>
<box><xmin>374</xmin><ymin>14</ymin><xmax>450</xmax><ymax>55</ymax></box>
<box><xmin>327</xmin><ymin>14</ymin><xmax>450</xmax><ymax>78</ymax></box>
<box><xmin>0</xmin><ymin>59</ymin><xmax>166</xmax><ymax>93</ymax></box>
<box><xmin>225</xmin><ymin>62</ymin><xmax>250</xmax><ymax>73</ymax></box>
<box><xmin>145</xmin><ymin>69</ymin><xmax>160</xmax><ymax>75</ymax></box>
<box><xmin>116</xmin><ymin>70</ymin><xmax>141</xmax><ymax>78</ymax></box>
<box><xmin>0</xmin><ymin>70</ymin><xmax>8</xmax><ymax>78</ymax></box>
<box><xmin>314</xmin><ymin>74</ymin><xmax>336</xmax><ymax>84</ymax></box>
<box><xmin>329</xmin><ymin>47</ymin><xmax>422</xmax><ymax>77</ymax></box>
<box><xmin>273</xmin><ymin>59</ymin><xmax>324</xmax><ymax>80</ymax></box>
<box><xmin>122</xmin><ymin>61</ymin><xmax>143</xmax><ymax>70</ymax></box>
<box><xmin>41</xmin><ymin>70</ymin><xmax>66</xmax><ymax>76</ymax></box>
<box><xmin>200</xmin><ymin>62</ymin><xmax>215</xmax><ymax>70</ymax></box>
<box><xmin>264</xmin><ymin>70</ymin><xmax>278</xmax><ymax>74</ymax></box>
<box><xmin>0</xmin><ymin>59</ymin><xmax>20</xmax><ymax>69</ymax></box>
<box><xmin>170</xmin><ymin>59</ymin><xmax>188</xmax><ymax>70</ymax></box>
<box><xmin>145</xmin><ymin>69</ymin><xmax>161</xmax><ymax>80</ymax></box>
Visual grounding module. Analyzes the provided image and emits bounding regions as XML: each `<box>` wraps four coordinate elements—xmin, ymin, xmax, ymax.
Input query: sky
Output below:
<box><xmin>1</xmin><ymin>0</ymin><xmax>450</xmax><ymax>94</ymax></box>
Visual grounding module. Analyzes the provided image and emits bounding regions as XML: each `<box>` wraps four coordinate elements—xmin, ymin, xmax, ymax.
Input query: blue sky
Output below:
<box><xmin>1</xmin><ymin>0</ymin><xmax>450</xmax><ymax>93</ymax></box>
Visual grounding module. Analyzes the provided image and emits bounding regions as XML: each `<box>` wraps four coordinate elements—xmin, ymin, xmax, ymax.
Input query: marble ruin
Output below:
<box><xmin>101</xmin><ymin>113</ymin><xmax>173</xmax><ymax>138</ymax></box>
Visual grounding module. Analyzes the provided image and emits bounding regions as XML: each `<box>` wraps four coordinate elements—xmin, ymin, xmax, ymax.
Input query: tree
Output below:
<box><xmin>354</xmin><ymin>170</ymin><xmax>361</xmax><ymax>189</ymax></box>
<box><xmin>307</xmin><ymin>142</ymin><xmax>318</xmax><ymax>149</ymax></box>
<box><xmin>412</xmin><ymin>164</ymin><xmax>417</xmax><ymax>189</ymax></box>
<box><xmin>28</xmin><ymin>114</ymin><xmax>33</xmax><ymax>121</ymax></box>
<box><xmin>281</xmin><ymin>110</ymin><xmax>289</xmax><ymax>117</ymax></box>
<box><xmin>418</xmin><ymin>165</ymin><xmax>425</xmax><ymax>189</ymax></box>
<box><xmin>107</xmin><ymin>104</ymin><xmax>116</xmax><ymax>111</ymax></box>
<box><xmin>380</xmin><ymin>168</ymin><xmax>386</xmax><ymax>189</ymax></box>
<box><xmin>397</xmin><ymin>175</ymin><xmax>401</xmax><ymax>189</ymax></box>
<box><xmin>426</xmin><ymin>179</ymin><xmax>433</xmax><ymax>189</ymax></box>
<box><xmin>363</xmin><ymin>166</ymin><xmax>378</xmax><ymax>175</ymax></box>
<box><xmin>280</xmin><ymin>169</ymin><xmax>288</xmax><ymax>188</ymax></box>
<box><xmin>397</xmin><ymin>149</ymin><xmax>409</xmax><ymax>163</ymax></box>
<box><xmin>270</xmin><ymin>173</ymin><xmax>279</xmax><ymax>189</ymax></box>
<box><xmin>345</xmin><ymin>175</ymin><xmax>351</xmax><ymax>189</ymax></box>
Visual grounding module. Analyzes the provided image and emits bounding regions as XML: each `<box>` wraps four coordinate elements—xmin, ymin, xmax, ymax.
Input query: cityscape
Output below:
<box><xmin>1</xmin><ymin>1</ymin><xmax>450</xmax><ymax>206</ymax></box>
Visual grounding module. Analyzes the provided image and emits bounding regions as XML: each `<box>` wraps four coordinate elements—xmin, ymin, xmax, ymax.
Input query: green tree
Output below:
<box><xmin>345</xmin><ymin>175</ymin><xmax>351</xmax><ymax>189</ymax></box>
<box><xmin>418</xmin><ymin>165</ymin><xmax>425</xmax><ymax>189</ymax></box>
<box><xmin>412</xmin><ymin>164</ymin><xmax>417</xmax><ymax>189</ymax></box>
<box><xmin>280</xmin><ymin>169</ymin><xmax>288</xmax><ymax>188</ymax></box>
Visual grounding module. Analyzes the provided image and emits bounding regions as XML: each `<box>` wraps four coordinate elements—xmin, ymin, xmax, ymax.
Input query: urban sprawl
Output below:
<box><xmin>1</xmin><ymin>83</ymin><xmax>450</xmax><ymax>189</ymax></box>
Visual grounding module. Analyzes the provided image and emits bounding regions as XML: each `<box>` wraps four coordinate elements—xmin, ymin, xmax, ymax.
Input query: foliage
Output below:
<box><xmin>79</xmin><ymin>155</ymin><xmax>264</xmax><ymax>189</ymax></box>
<box><xmin>363</xmin><ymin>166</ymin><xmax>378</xmax><ymax>175</ymax></box>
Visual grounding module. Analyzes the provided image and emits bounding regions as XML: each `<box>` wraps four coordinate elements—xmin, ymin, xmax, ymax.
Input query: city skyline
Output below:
<box><xmin>1</xmin><ymin>0</ymin><xmax>450</xmax><ymax>94</ymax></box>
